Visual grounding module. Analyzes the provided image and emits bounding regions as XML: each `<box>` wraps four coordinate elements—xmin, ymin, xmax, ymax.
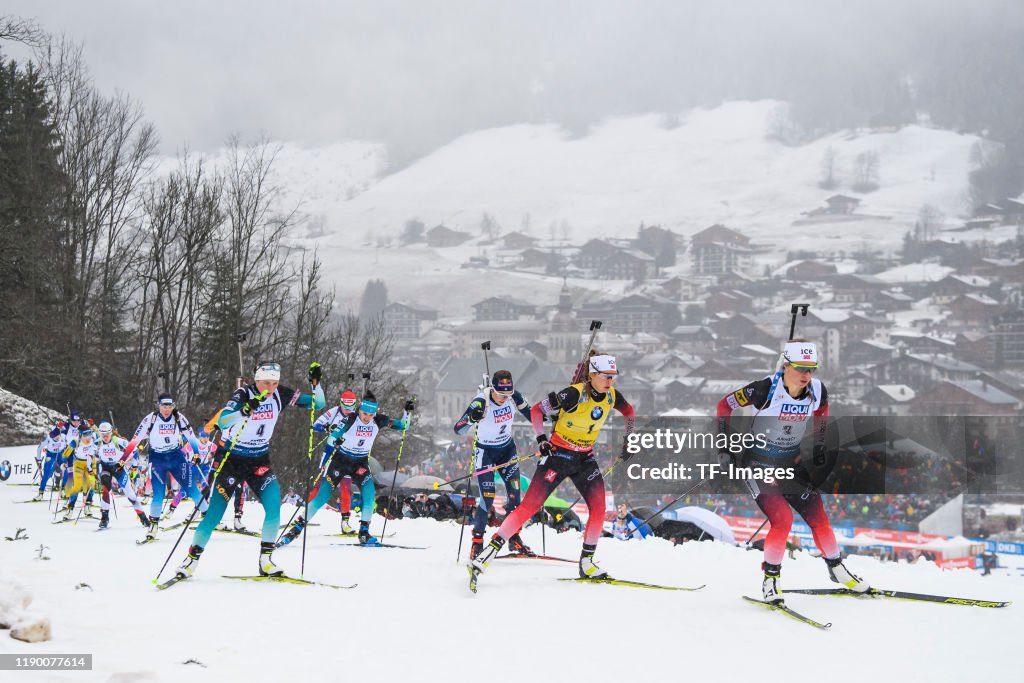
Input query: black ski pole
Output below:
<box><xmin>380</xmin><ymin>397</ymin><xmax>414</xmax><ymax>542</ymax></box>
<box><xmin>457</xmin><ymin>341</ymin><xmax>490</xmax><ymax>562</ymax></box>
<box><xmin>300</xmin><ymin>371</ymin><xmax>319</xmax><ymax>579</ymax></box>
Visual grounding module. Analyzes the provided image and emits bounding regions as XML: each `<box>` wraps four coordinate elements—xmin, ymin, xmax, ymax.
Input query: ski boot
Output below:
<box><xmin>259</xmin><ymin>542</ymin><xmax>284</xmax><ymax>577</ymax></box>
<box><xmin>61</xmin><ymin>504</ymin><xmax>73</xmax><ymax>522</ymax></box>
<box><xmin>341</xmin><ymin>515</ymin><xmax>355</xmax><ymax>535</ymax></box>
<box><xmin>579</xmin><ymin>544</ymin><xmax>609</xmax><ymax>580</ymax></box>
<box><xmin>468</xmin><ymin>537</ymin><xmax>505</xmax><ymax>591</ymax></box>
<box><xmin>277</xmin><ymin>516</ymin><xmax>305</xmax><ymax>547</ymax></box>
<box><xmin>233</xmin><ymin>515</ymin><xmax>246</xmax><ymax>532</ymax></box>
<box><xmin>83</xmin><ymin>502</ymin><xmax>94</xmax><ymax>518</ymax></box>
<box><xmin>143</xmin><ymin>516</ymin><xmax>160</xmax><ymax>542</ymax></box>
<box><xmin>358</xmin><ymin>521</ymin><xmax>378</xmax><ymax>546</ymax></box>
<box><xmin>31</xmin><ymin>491</ymin><xmax>44</xmax><ymax>502</ymax></box>
<box><xmin>762</xmin><ymin>562</ymin><xmax>783</xmax><ymax>604</ymax></box>
<box><xmin>98</xmin><ymin>510</ymin><xmax>109</xmax><ymax>530</ymax></box>
<box><xmin>469</xmin><ymin>531</ymin><xmax>485</xmax><ymax>560</ymax></box>
<box><xmin>136</xmin><ymin>510</ymin><xmax>150</xmax><ymax>527</ymax></box>
<box><xmin>826</xmin><ymin>556</ymin><xmax>870</xmax><ymax>593</ymax></box>
<box><xmin>508</xmin><ymin>533</ymin><xmax>535</xmax><ymax>557</ymax></box>
<box><xmin>176</xmin><ymin>545</ymin><xmax>203</xmax><ymax>578</ymax></box>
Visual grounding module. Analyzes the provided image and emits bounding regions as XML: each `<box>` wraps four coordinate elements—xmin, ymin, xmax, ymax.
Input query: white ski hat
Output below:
<box><xmin>98</xmin><ymin>422</ymin><xmax>113</xmax><ymax>434</ymax></box>
<box><xmin>254</xmin><ymin>361</ymin><xmax>282</xmax><ymax>381</ymax></box>
<box><xmin>783</xmin><ymin>341</ymin><xmax>818</xmax><ymax>367</ymax></box>
<box><xmin>588</xmin><ymin>354</ymin><xmax>618</xmax><ymax>374</ymax></box>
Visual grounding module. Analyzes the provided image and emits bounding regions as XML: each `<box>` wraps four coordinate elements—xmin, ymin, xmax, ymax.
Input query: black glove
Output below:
<box><xmin>620</xmin><ymin>441</ymin><xmax>635</xmax><ymax>462</ymax></box>
<box><xmin>813</xmin><ymin>444</ymin><xmax>827</xmax><ymax>467</ymax></box>
<box><xmin>469</xmin><ymin>404</ymin><xmax>485</xmax><ymax>422</ymax></box>
<box><xmin>536</xmin><ymin>433</ymin><xmax>554</xmax><ymax>457</ymax></box>
<box><xmin>113</xmin><ymin>462</ymin><xmax>125</xmax><ymax>479</ymax></box>
<box><xmin>718</xmin><ymin>448</ymin><xmax>735</xmax><ymax>467</ymax></box>
<box><xmin>404</xmin><ymin>399</ymin><xmax>416</xmax><ymax>412</ymax></box>
<box><xmin>308</xmin><ymin>362</ymin><xmax>322</xmax><ymax>386</ymax></box>
<box><xmin>240</xmin><ymin>393</ymin><xmax>264</xmax><ymax>417</ymax></box>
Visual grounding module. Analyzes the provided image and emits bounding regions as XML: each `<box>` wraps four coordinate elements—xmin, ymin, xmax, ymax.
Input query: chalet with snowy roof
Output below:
<box><xmin>384</xmin><ymin>302</ymin><xmax>439</xmax><ymax>341</ymax></box>
<box><xmin>972</xmin><ymin>203</ymin><xmax>1005</xmax><ymax>218</ymax></box>
<box><xmin>780</xmin><ymin>260</ymin><xmax>837</xmax><ymax>280</ymax></box>
<box><xmin>828</xmin><ymin>274</ymin><xmax>887</xmax><ymax>305</ymax></box>
<box><xmin>500</xmin><ymin>231</ymin><xmax>538</xmax><ymax>249</ymax></box>
<box><xmin>1004</xmin><ymin>197</ymin><xmax>1024</xmax><ymax>220</ymax></box>
<box><xmin>600</xmin><ymin>248</ymin><xmax>657</xmax><ymax>281</ymax></box>
<box><xmin>824</xmin><ymin>194</ymin><xmax>861</xmax><ymax>214</ymax></box>
<box><xmin>960</xmin><ymin>217</ymin><xmax>999</xmax><ymax>231</ymax></box>
<box><xmin>844</xmin><ymin>339</ymin><xmax>897</xmax><ymax>367</ymax></box>
<box><xmin>875</xmin><ymin>289</ymin><xmax>914</xmax><ymax>312</ymax></box>
<box><xmin>954</xmin><ymin>331</ymin><xmax>997</xmax><ymax>368</ymax></box>
<box><xmin>426</xmin><ymin>224</ymin><xmax>471</xmax><ymax>248</ymax></box>
<box><xmin>707</xmin><ymin>314</ymin><xmax>778</xmax><ymax>350</ymax></box>
<box><xmin>691</xmin><ymin>224</ymin><xmax>752</xmax><ymax>276</ymax></box>
<box><xmin>706</xmin><ymin>288</ymin><xmax>754</xmax><ymax>314</ymax></box>
<box><xmin>968</xmin><ymin>258</ymin><xmax>1024</xmax><ymax>283</ymax></box>
<box><xmin>860</xmin><ymin>384</ymin><xmax>916</xmax><ymax>416</ymax></box>
<box><xmin>870</xmin><ymin>352</ymin><xmax>982</xmax><ymax>388</ymax></box>
<box><xmin>472</xmin><ymin>296</ymin><xmax>537</xmax><ymax>322</ymax></box>
<box><xmin>913</xmin><ymin>379</ymin><xmax>1021</xmax><ymax>416</ymax></box>
<box><xmin>573</xmin><ymin>239</ymin><xmax>620</xmax><ymax>271</ymax></box>
<box><xmin>832</xmin><ymin>367</ymin><xmax>876</xmax><ymax>403</ymax></box>
<box><xmin>518</xmin><ymin>248</ymin><xmax>560</xmax><ymax>271</ymax></box>
<box><xmin>451</xmin><ymin>320</ymin><xmax>547</xmax><ymax>357</ymax></box>
<box><xmin>576</xmin><ymin>294</ymin><xmax>674</xmax><ymax>335</ymax></box>
<box><xmin>931</xmin><ymin>274</ymin><xmax>992</xmax><ymax>304</ymax></box>
<box><xmin>888</xmin><ymin>332</ymin><xmax>955</xmax><ymax>355</ymax></box>
<box><xmin>948</xmin><ymin>293</ymin><xmax>1004</xmax><ymax>325</ymax></box>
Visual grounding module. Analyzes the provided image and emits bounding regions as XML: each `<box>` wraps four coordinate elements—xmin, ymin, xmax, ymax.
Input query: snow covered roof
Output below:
<box><xmin>739</xmin><ymin>344</ymin><xmax>778</xmax><ymax>356</ymax></box>
<box><xmin>809</xmin><ymin>308</ymin><xmax>851</xmax><ymax>323</ymax></box>
<box><xmin>874</xmin><ymin>262</ymin><xmax>955</xmax><ymax>284</ymax></box>
<box><xmin>944</xmin><ymin>273</ymin><xmax>991</xmax><ymax>288</ymax></box>
<box><xmin>873</xmin><ymin>385</ymin><xmax>916</xmax><ymax>402</ymax></box>
<box><xmin>956</xmin><ymin>293</ymin><xmax>1000</xmax><ymax>305</ymax></box>
<box><xmin>945</xmin><ymin>380</ymin><xmax>1020</xmax><ymax>406</ymax></box>
<box><xmin>906</xmin><ymin>353</ymin><xmax>980</xmax><ymax>372</ymax></box>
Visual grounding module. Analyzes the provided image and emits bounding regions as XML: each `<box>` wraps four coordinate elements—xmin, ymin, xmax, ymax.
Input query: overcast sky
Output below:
<box><xmin>2</xmin><ymin>0</ymin><xmax>1015</xmax><ymax>165</ymax></box>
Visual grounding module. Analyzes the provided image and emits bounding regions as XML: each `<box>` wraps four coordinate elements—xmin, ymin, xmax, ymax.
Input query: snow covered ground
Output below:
<box><xmin>1</xmin><ymin>445</ymin><xmax>1020</xmax><ymax>683</ymax></box>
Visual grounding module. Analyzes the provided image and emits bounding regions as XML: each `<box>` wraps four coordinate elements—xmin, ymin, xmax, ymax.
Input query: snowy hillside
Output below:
<box><xmin>157</xmin><ymin>101</ymin><xmax>984</xmax><ymax>311</ymax></box>
<box><xmin>0</xmin><ymin>387</ymin><xmax>63</xmax><ymax>446</ymax></box>
<box><xmin>2</xmin><ymin>452</ymin><xmax>1019</xmax><ymax>683</ymax></box>
<box><xmin>316</xmin><ymin>100</ymin><xmax>977</xmax><ymax>244</ymax></box>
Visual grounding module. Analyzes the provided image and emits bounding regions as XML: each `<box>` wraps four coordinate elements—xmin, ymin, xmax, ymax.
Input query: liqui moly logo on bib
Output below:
<box><xmin>356</xmin><ymin>425</ymin><xmax>375</xmax><ymax>437</ymax></box>
<box><xmin>779</xmin><ymin>403</ymin><xmax>809</xmax><ymax>421</ymax></box>
<box><xmin>493</xmin><ymin>405</ymin><xmax>513</xmax><ymax>423</ymax></box>
<box><xmin>251</xmin><ymin>406</ymin><xmax>274</xmax><ymax>420</ymax></box>
<box><xmin>158</xmin><ymin>424</ymin><xmax>175</xmax><ymax>434</ymax></box>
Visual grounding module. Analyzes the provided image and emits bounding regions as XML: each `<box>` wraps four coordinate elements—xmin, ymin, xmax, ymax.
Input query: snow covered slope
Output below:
<box><xmin>0</xmin><ymin>387</ymin><xmax>63</xmax><ymax>447</ymax></box>
<box><xmin>1</xmin><ymin>452</ymin><xmax>1018</xmax><ymax>683</ymax></box>
<box><xmin>319</xmin><ymin>100</ymin><xmax>977</xmax><ymax>244</ymax></box>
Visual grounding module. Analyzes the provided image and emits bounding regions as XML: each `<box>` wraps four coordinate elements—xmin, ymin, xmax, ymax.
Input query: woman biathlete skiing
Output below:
<box><xmin>469</xmin><ymin>352</ymin><xmax>635</xmax><ymax>586</ymax></box>
<box><xmin>717</xmin><ymin>340</ymin><xmax>869</xmax><ymax>604</ymax></box>
<box><xmin>174</xmin><ymin>361</ymin><xmax>325</xmax><ymax>579</ymax></box>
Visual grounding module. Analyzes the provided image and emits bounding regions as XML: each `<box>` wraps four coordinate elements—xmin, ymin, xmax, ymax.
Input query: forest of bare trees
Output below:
<box><xmin>0</xmin><ymin>19</ymin><xmax>409</xmax><ymax>482</ymax></box>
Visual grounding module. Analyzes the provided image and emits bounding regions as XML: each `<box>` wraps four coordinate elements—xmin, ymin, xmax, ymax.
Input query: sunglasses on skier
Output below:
<box><xmin>594</xmin><ymin>373</ymin><xmax>618</xmax><ymax>381</ymax></box>
<box><xmin>789</xmin><ymin>364</ymin><xmax>817</xmax><ymax>375</ymax></box>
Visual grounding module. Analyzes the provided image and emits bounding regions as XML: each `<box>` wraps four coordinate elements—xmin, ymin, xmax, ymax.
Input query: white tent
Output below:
<box><xmin>665</xmin><ymin>507</ymin><xmax>736</xmax><ymax>544</ymax></box>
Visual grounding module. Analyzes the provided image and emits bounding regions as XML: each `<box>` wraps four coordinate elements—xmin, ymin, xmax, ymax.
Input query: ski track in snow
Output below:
<box><xmin>1</xmin><ymin>444</ymin><xmax>1020</xmax><ymax>682</ymax></box>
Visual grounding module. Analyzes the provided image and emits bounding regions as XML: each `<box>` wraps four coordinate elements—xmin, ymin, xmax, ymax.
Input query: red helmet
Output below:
<box><xmin>339</xmin><ymin>390</ymin><xmax>358</xmax><ymax>409</ymax></box>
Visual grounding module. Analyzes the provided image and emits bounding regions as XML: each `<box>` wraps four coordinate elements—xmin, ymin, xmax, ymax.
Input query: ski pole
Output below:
<box><xmin>628</xmin><ymin>478</ymin><xmax>709</xmax><ymax>535</ymax></box>
<box><xmin>153</xmin><ymin>390</ymin><xmax>266</xmax><ymax>584</ymax></box>
<box><xmin>380</xmin><ymin>400</ymin><xmax>414</xmax><ymax>541</ymax></box>
<box><xmin>437</xmin><ymin>450</ymin><xmax>542</xmax><ymax>489</ymax></box>
<box><xmin>555</xmin><ymin>456</ymin><xmax>622</xmax><ymax>523</ymax></box>
<box><xmin>456</xmin><ymin>341</ymin><xmax>489</xmax><ymax>562</ymax></box>
<box><xmin>300</xmin><ymin>369</ymin><xmax>319</xmax><ymax>579</ymax></box>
